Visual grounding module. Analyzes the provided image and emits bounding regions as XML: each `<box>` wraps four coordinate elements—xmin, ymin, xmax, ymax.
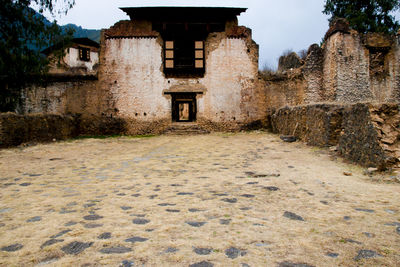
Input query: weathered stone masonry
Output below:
<box><xmin>21</xmin><ymin>7</ymin><xmax>264</xmax><ymax>135</ymax></box>
<box><xmin>270</xmin><ymin>103</ymin><xmax>400</xmax><ymax>170</ymax></box>
<box><xmin>95</xmin><ymin>8</ymin><xmax>262</xmax><ymax>134</ymax></box>
<box><xmin>8</xmin><ymin>10</ymin><xmax>400</xmax><ymax>170</ymax></box>
<box><xmin>264</xmin><ymin>20</ymin><xmax>400</xmax><ymax>109</ymax></box>
<box><xmin>264</xmin><ymin>19</ymin><xmax>400</xmax><ymax>169</ymax></box>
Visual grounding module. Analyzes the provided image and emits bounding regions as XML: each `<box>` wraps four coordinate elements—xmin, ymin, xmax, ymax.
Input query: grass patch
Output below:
<box><xmin>73</xmin><ymin>135</ymin><xmax>121</xmax><ymax>140</ymax></box>
<box><xmin>218</xmin><ymin>132</ymin><xmax>236</xmax><ymax>137</ymax></box>
<box><xmin>127</xmin><ymin>134</ymin><xmax>157</xmax><ymax>139</ymax></box>
<box><xmin>71</xmin><ymin>134</ymin><xmax>157</xmax><ymax>141</ymax></box>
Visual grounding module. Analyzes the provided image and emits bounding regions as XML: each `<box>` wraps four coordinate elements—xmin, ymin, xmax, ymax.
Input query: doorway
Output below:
<box><xmin>171</xmin><ymin>93</ymin><xmax>197</xmax><ymax>122</ymax></box>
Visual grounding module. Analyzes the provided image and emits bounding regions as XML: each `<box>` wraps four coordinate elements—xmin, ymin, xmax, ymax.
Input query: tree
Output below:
<box><xmin>0</xmin><ymin>0</ymin><xmax>75</xmax><ymax>112</ymax></box>
<box><xmin>323</xmin><ymin>0</ymin><xmax>400</xmax><ymax>34</ymax></box>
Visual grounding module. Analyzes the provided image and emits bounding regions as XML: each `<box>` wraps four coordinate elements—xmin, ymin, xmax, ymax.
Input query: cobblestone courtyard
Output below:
<box><xmin>0</xmin><ymin>132</ymin><xmax>399</xmax><ymax>266</ymax></box>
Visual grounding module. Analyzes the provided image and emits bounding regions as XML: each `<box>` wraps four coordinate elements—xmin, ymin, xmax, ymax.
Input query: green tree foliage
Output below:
<box><xmin>0</xmin><ymin>0</ymin><xmax>75</xmax><ymax>112</ymax></box>
<box><xmin>323</xmin><ymin>0</ymin><xmax>400</xmax><ymax>34</ymax></box>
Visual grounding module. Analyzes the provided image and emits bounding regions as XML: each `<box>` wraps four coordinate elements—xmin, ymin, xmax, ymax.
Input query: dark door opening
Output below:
<box><xmin>171</xmin><ymin>93</ymin><xmax>197</xmax><ymax>122</ymax></box>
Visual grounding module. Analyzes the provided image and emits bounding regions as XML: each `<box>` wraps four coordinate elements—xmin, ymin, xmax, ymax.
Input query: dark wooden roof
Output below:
<box><xmin>41</xmin><ymin>38</ymin><xmax>99</xmax><ymax>55</ymax></box>
<box><xmin>120</xmin><ymin>7</ymin><xmax>247</xmax><ymax>22</ymax></box>
<box><xmin>72</xmin><ymin>38</ymin><xmax>100</xmax><ymax>48</ymax></box>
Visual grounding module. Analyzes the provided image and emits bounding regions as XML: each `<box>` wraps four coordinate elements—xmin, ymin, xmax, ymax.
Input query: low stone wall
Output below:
<box><xmin>0</xmin><ymin>113</ymin><xmax>79</xmax><ymax>147</ymax></box>
<box><xmin>270</xmin><ymin>103</ymin><xmax>400</xmax><ymax>170</ymax></box>
<box><xmin>0</xmin><ymin>114</ymin><xmax>174</xmax><ymax>147</ymax></box>
<box><xmin>3</xmin><ymin>104</ymin><xmax>399</xmax><ymax>170</ymax></box>
<box><xmin>339</xmin><ymin>103</ymin><xmax>400</xmax><ymax>170</ymax></box>
<box><xmin>270</xmin><ymin>104</ymin><xmax>343</xmax><ymax>147</ymax></box>
<box><xmin>94</xmin><ymin>117</ymin><xmax>171</xmax><ymax>136</ymax></box>
<box><xmin>0</xmin><ymin>112</ymin><xmax>269</xmax><ymax>148</ymax></box>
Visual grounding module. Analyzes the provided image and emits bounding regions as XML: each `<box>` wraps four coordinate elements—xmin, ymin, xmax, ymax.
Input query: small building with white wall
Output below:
<box><xmin>42</xmin><ymin>38</ymin><xmax>100</xmax><ymax>76</ymax></box>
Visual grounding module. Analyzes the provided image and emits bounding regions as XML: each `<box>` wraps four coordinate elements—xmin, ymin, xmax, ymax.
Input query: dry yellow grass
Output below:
<box><xmin>0</xmin><ymin>132</ymin><xmax>399</xmax><ymax>266</ymax></box>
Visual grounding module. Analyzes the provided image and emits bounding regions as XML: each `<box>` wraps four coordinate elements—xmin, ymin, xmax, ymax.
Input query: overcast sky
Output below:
<box><xmin>43</xmin><ymin>0</ymin><xmax>332</xmax><ymax>69</ymax></box>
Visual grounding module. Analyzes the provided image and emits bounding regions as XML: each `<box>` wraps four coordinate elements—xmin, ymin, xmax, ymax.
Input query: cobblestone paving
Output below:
<box><xmin>0</xmin><ymin>132</ymin><xmax>399</xmax><ymax>266</ymax></box>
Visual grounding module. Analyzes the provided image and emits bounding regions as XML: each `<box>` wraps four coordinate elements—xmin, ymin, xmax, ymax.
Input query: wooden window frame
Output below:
<box><xmin>194</xmin><ymin>41</ymin><xmax>204</xmax><ymax>69</ymax></box>
<box><xmin>163</xmin><ymin>40</ymin><xmax>205</xmax><ymax>77</ymax></box>
<box><xmin>79</xmin><ymin>47</ymin><xmax>90</xmax><ymax>62</ymax></box>
<box><xmin>164</xmin><ymin>41</ymin><xmax>174</xmax><ymax>69</ymax></box>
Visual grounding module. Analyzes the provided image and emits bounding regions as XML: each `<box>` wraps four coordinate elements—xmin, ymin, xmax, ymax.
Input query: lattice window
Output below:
<box><xmin>79</xmin><ymin>47</ymin><xmax>90</xmax><ymax>62</ymax></box>
<box><xmin>194</xmin><ymin>41</ymin><xmax>204</xmax><ymax>69</ymax></box>
<box><xmin>163</xmin><ymin>40</ymin><xmax>205</xmax><ymax>77</ymax></box>
<box><xmin>165</xmin><ymin>41</ymin><xmax>174</xmax><ymax>69</ymax></box>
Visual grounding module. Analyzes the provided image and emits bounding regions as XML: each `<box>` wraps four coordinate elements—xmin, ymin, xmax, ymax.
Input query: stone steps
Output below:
<box><xmin>163</xmin><ymin>123</ymin><xmax>210</xmax><ymax>135</ymax></box>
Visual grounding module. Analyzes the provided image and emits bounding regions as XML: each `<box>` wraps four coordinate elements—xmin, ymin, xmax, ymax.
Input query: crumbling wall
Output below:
<box><xmin>0</xmin><ymin>113</ymin><xmax>78</xmax><ymax>147</ymax></box>
<box><xmin>98</xmin><ymin>36</ymin><xmax>170</xmax><ymax>121</ymax></box>
<box><xmin>277</xmin><ymin>52</ymin><xmax>304</xmax><ymax>73</ymax></box>
<box><xmin>271</xmin><ymin>104</ymin><xmax>343</xmax><ymax>147</ymax></box>
<box><xmin>21</xmin><ymin>80</ymin><xmax>100</xmax><ymax>116</ymax></box>
<box><xmin>303</xmin><ymin>44</ymin><xmax>324</xmax><ymax>102</ymax></box>
<box><xmin>338</xmin><ymin>103</ymin><xmax>400</xmax><ymax>169</ymax></box>
<box><xmin>96</xmin><ymin>20</ymin><xmax>262</xmax><ymax>134</ymax></box>
<box><xmin>262</xmin><ymin>43</ymin><xmax>324</xmax><ymax>109</ymax></box>
<box><xmin>262</xmin><ymin>20</ymin><xmax>400</xmax><ymax>109</ymax></box>
<box><xmin>321</xmin><ymin>20</ymin><xmax>400</xmax><ymax>103</ymax></box>
<box><xmin>270</xmin><ymin>103</ymin><xmax>400</xmax><ymax>169</ymax></box>
<box><xmin>202</xmin><ymin>33</ymin><xmax>261</xmax><ymax>123</ymax></box>
<box><xmin>263</xmin><ymin>71</ymin><xmax>306</xmax><ymax>110</ymax></box>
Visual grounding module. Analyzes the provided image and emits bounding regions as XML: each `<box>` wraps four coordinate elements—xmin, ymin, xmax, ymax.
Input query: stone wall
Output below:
<box><xmin>263</xmin><ymin>71</ymin><xmax>306</xmax><ymax>111</ymax></box>
<box><xmin>270</xmin><ymin>103</ymin><xmax>400</xmax><ymax>170</ymax></box>
<box><xmin>17</xmin><ymin>17</ymin><xmax>263</xmax><ymax>134</ymax></box>
<box><xmin>0</xmin><ymin>113</ymin><xmax>78</xmax><ymax>147</ymax></box>
<box><xmin>262</xmin><ymin>23</ymin><xmax>400</xmax><ymax>108</ymax></box>
<box><xmin>270</xmin><ymin>104</ymin><xmax>343</xmax><ymax>147</ymax></box>
<box><xmin>21</xmin><ymin>80</ymin><xmax>100</xmax><ymax>116</ymax></box>
<box><xmin>96</xmin><ymin>20</ymin><xmax>263</xmax><ymax>134</ymax></box>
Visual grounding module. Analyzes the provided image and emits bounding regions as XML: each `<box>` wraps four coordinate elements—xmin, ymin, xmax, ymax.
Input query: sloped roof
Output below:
<box><xmin>120</xmin><ymin>7</ymin><xmax>247</xmax><ymax>21</ymax></box>
<box><xmin>41</xmin><ymin>38</ymin><xmax>99</xmax><ymax>55</ymax></box>
<box><xmin>71</xmin><ymin>38</ymin><xmax>100</xmax><ymax>48</ymax></box>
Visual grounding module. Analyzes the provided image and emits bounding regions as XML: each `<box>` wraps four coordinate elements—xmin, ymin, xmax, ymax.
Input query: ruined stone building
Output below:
<box><xmin>264</xmin><ymin>19</ymin><xmax>400</xmax><ymax>110</ymax></box>
<box><xmin>97</xmin><ymin>7</ymin><xmax>262</xmax><ymax>132</ymax></box>
<box><xmin>263</xmin><ymin>19</ymin><xmax>400</xmax><ymax>170</ymax></box>
<box><xmin>13</xmin><ymin>7</ymin><xmax>400</xmax><ymax>170</ymax></box>
<box><xmin>22</xmin><ymin>7</ymin><xmax>263</xmax><ymax>133</ymax></box>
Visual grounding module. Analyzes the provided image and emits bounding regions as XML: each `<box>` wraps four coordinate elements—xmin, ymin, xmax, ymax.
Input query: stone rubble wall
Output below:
<box><xmin>270</xmin><ymin>103</ymin><xmax>400</xmax><ymax>170</ymax></box>
<box><xmin>323</xmin><ymin>31</ymin><xmax>371</xmax><ymax>102</ymax></box>
<box><xmin>263</xmin><ymin>71</ymin><xmax>306</xmax><ymax>111</ymax></box>
<box><xmin>0</xmin><ymin>113</ymin><xmax>79</xmax><ymax>147</ymax></box>
<box><xmin>263</xmin><ymin>27</ymin><xmax>400</xmax><ymax>108</ymax></box>
<box><xmin>0</xmin><ymin>113</ymin><xmax>172</xmax><ymax>147</ymax></box>
<box><xmin>337</xmin><ymin>103</ymin><xmax>400</xmax><ymax>170</ymax></box>
<box><xmin>21</xmin><ymin>80</ymin><xmax>100</xmax><ymax>116</ymax></box>
<box><xmin>270</xmin><ymin>104</ymin><xmax>343</xmax><ymax>147</ymax></box>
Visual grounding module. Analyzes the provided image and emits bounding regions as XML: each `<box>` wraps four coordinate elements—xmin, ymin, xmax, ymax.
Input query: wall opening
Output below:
<box><xmin>171</xmin><ymin>93</ymin><xmax>197</xmax><ymax>122</ymax></box>
<box><xmin>368</xmin><ymin>47</ymin><xmax>389</xmax><ymax>80</ymax></box>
